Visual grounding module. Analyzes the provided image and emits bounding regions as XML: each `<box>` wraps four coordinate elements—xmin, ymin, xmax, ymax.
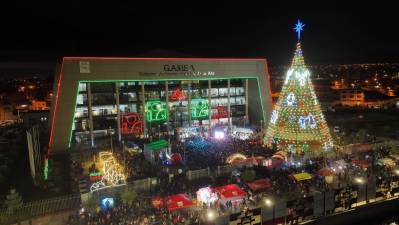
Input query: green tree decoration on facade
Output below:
<box><xmin>265</xmin><ymin>20</ymin><xmax>333</xmax><ymax>154</ymax></box>
<box><xmin>146</xmin><ymin>101</ymin><xmax>167</xmax><ymax>122</ymax></box>
<box><xmin>191</xmin><ymin>99</ymin><xmax>210</xmax><ymax>118</ymax></box>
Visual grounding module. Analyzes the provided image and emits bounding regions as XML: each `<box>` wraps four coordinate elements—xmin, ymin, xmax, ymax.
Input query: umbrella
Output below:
<box><xmin>318</xmin><ymin>168</ymin><xmax>334</xmax><ymax>177</ymax></box>
<box><xmin>274</xmin><ymin>150</ymin><xmax>288</xmax><ymax>157</ymax></box>
<box><xmin>272</xmin><ymin>154</ymin><xmax>285</xmax><ymax>161</ymax></box>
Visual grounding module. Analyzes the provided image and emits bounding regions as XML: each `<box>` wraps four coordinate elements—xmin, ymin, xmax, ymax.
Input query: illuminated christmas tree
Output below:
<box><xmin>265</xmin><ymin>20</ymin><xmax>333</xmax><ymax>154</ymax></box>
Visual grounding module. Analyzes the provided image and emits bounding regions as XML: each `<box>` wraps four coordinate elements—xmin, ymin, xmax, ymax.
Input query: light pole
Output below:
<box><xmin>355</xmin><ymin>176</ymin><xmax>367</xmax><ymax>203</ymax></box>
<box><xmin>264</xmin><ymin>198</ymin><xmax>275</xmax><ymax>224</ymax></box>
<box><xmin>109</xmin><ymin>127</ymin><xmax>114</xmax><ymax>153</ymax></box>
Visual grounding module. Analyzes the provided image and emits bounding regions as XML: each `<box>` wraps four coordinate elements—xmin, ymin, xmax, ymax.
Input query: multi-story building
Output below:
<box><xmin>339</xmin><ymin>89</ymin><xmax>364</xmax><ymax>106</ymax></box>
<box><xmin>48</xmin><ymin>57</ymin><xmax>273</xmax><ymax>152</ymax></box>
<box><xmin>336</xmin><ymin>88</ymin><xmax>397</xmax><ymax>108</ymax></box>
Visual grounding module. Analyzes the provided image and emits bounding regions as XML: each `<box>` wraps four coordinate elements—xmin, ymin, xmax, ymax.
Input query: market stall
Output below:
<box><xmin>247</xmin><ymin>178</ymin><xmax>271</xmax><ymax>192</ymax></box>
<box><xmin>352</xmin><ymin>159</ymin><xmax>370</xmax><ymax>169</ymax></box>
<box><xmin>144</xmin><ymin>140</ymin><xmax>169</xmax><ymax>165</ymax></box>
<box><xmin>164</xmin><ymin>194</ymin><xmax>194</xmax><ymax>212</ymax></box>
<box><xmin>317</xmin><ymin>167</ymin><xmax>335</xmax><ymax>184</ymax></box>
<box><xmin>196</xmin><ymin>187</ymin><xmax>219</xmax><ymax>206</ymax></box>
<box><xmin>291</xmin><ymin>172</ymin><xmax>313</xmax><ymax>182</ymax></box>
<box><xmin>378</xmin><ymin>158</ymin><xmax>396</xmax><ymax>168</ymax></box>
<box><xmin>212</xmin><ymin>184</ymin><xmax>247</xmax><ymax>205</ymax></box>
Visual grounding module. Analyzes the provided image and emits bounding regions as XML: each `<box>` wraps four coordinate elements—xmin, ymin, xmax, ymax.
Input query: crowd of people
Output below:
<box><xmin>67</xmin><ymin>196</ymin><xmax>202</xmax><ymax>225</ymax></box>
<box><xmin>69</xmin><ymin>130</ymin><xmax>399</xmax><ymax>225</ymax></box>
<box><xmin>172</xmin><ymin>134</ymin><xmax>268</xmax><ymax>169</ymax></box>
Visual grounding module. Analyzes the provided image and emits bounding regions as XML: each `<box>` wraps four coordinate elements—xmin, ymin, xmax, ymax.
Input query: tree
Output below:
<box><xmin>241</xmin><ymin>169</ymin><xmax>256</xmax><ymax>182</ymax></box>
<box><xmin>4</xmin><ymin>189</ymin><xmax>23</xmax><ymax>214</ymax></box>
<box><xmin>265</xmin><ymin>24</ymin><xmax>333</xmax><ymax>154</ymax></box>
<box><xmin>120</xmin><ymin>188</ymin><xmax>137</xmax><ymax>204</ymax></box>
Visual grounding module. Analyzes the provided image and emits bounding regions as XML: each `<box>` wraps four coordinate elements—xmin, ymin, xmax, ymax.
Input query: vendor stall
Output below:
<box><xmin>291</xmin><ymin>172</ymin><xmax>312</xmax><ymax>182</ymax></box>
<box><xmin>247</xmin><ymin>179</ymin><xmax>271</xmax><ymax>192</ymax></box>
<box><xmin>196</xmin><ymin>187</ymin><xmax>219</xmax><ymax>206</ymax></box>
<box><xmin>212</xmin><ymin>184</ymin><xmax>247</xmax><ymax>205</ymax></box>
<box><xmin>144</xmin><ymin>140</ymin><xmax>169</xmax><ymax>164</ymax></box>
<box><xmin>378</xmin><ymin>158</ymin><xmax>396</xmax><ymax>168</ymax></box>
<box><xmin>164</xmin><ymin>194</ymin><xmax>193</xmax><ymax>212</ymax></box>
<box><xmin>352</xmin><ymin>159</ymin><xmax>370</xmax><ymax>169</ymax></box>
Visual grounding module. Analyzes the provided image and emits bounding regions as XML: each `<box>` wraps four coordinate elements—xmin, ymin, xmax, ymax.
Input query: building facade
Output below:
<box><xmin>48</xmin><ymin>58</ymin><xmax>273</xmax><ymax>152</ymax></box>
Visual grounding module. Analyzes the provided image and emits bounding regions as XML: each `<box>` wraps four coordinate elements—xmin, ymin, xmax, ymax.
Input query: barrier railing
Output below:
<box><xmin>0</xmin><ymin>194</ymin><xmax>81</xmax><ymax>224</ymax></box>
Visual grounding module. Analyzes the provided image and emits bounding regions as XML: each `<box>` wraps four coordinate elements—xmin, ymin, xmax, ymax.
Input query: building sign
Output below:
<box><xmin>212</xmin><ymin>106</ymin><xmax>228</xmax><ymax>119</ymax></box>
<box><xmin>146</xmin><ymin>101</ymin><xmax>168</xmax><ymax>122</ymax></box>
<box><xmin>164</xmin><ymin>64</ymin><xmax>195</xmax><ymax>72</ymax></box>
<box><xmin>139</xmin><ymin>64</ymin><xmax>215</xmax><ymax>77</ymax></box>
<box><xmin>79</xmin><ymin>61</ymin><xmax>91</xmax><ymax>73</ymax></box>
<box><xmin>191</xmin><ymin>99</ymin><xmax>209</xmax><ymax>118</ymax></box>
<box><xmin>121</xmin><ymin>112</ymin><xmax>143</xmax><ymax>136</ymax></box>
<box><xmin>229</xmin><ymin>207</ymin><xmax>262</xmax><ymax>225</ymax></box>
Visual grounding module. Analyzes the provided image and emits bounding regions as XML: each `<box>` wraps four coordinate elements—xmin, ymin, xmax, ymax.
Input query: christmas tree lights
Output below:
<box><xmin>265</xmin><ymin>20</ymin><xmax>333</xmax><ymax>154</ymax></box>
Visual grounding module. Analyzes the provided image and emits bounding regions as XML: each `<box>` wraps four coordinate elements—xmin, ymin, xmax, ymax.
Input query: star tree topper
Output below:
<box><xmin>294</xmin><ymin>19</ymin><xmax>305</xmax><ymax>40</ymax></box>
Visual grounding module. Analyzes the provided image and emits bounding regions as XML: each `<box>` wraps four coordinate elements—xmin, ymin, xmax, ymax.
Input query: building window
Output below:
<box><xmin>77</xmin><ymin>94</ymin><xmax>87</xmax><ymax>105</ymax></box>
<box><xmin>78</xmin><ymin>83</ymin><xmax>87</xmax><ymax>92</ymax></box>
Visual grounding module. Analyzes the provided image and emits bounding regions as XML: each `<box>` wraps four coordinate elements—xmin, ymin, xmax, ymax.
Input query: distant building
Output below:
<box><xmin>335</xmin><ymin>88</ymin><xmax>397</xmax><ymax>108</ymax></box>
<box><xmin>30</xmin><ymin>100</ymin><xmax>49</xmax><ymax>111</ymax></box>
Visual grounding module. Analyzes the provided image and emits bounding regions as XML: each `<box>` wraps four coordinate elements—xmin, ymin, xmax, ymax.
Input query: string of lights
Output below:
<box><xmin>265</xmin><ymin>20</ymin><xmax>333</xmax><ymax>154</ymax></box>
<box><xmin>90</xmin><ymin>151</ymin><xmax>126</xmax><ymax>192</ymax></box>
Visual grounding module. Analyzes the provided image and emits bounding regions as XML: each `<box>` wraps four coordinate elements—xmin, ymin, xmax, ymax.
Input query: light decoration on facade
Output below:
<box><xmin>121</xmin><ymin>112</ymin><xmax>143</xmax><ymax>136</ymax></box>
<box><xmin>265</xmin><ymin>20</ymin><xmax>333</xmax><ymax>154</ymax></box>
<box><xmin>44</xmin><ymin>157</ymin><xmax>49</xmax><ymax>180</ymax></box>
<box><xmin>90</xmin><ymin>151</ymin><xmax>126</xmax><ymax>192</ymax></box>
<box><xmin>170</xmin><ymin>88</ymin><xmax>186</xmax><ymax>101</ymax></box>
<box><xmin>211</xmin><ymin>106</ymin><xmax>228</xmax><ymax>119</ymax></box>
<box><xmin>146</xmin><ymin>100</ymin><xmax>168</xmax><ymax>122</ymax></box>
<box><xmin>191</xmin><ymin>99</ymin><xmax>209</xmax><ymax>118</ymax></box>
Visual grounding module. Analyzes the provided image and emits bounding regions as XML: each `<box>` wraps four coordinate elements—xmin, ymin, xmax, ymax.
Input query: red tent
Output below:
<box><xmin>212</xmin><ymin>184</ymin><xmax>247</xmax><ymax>201</ymax></box>
<box><xmin>352</xmin><ymin>159</ymin><xmax>370</xmax><ymax>168</ymax></box>
<box><xmin>164</xmin><ymin>194</ymin><xmax>193</xmax><ymax>211</ymax></box>
<box><xmin>247</xmin><ymin>179</ymin><xmax>271</xmax><ymax>192</ymax></box>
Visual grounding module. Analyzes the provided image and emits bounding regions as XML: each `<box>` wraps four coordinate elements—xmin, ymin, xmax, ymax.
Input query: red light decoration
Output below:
<box><xmin>211</xmin><ymin>106</ymin><xmax>228</xmax><ymax>119</ymax></box>
<box><xmin>170</xmin><ymin>88</ymin><xmax>186</xmax><ymax>101</ymax></box>
<box><xmin>121</xmin><ymin>112</ymin><xmax>143</xmax><ymax>136</ymax></box>
<box><xmin>89</xmin><ymin>172</ymin><xmax>103</xmax><ymax>181</ymax></box>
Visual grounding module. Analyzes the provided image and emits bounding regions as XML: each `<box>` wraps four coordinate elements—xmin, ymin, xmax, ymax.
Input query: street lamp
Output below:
<box><xmin>354</xmin><ymin>177</ymin><xmax>365</xmax><ymax>184</ymax></box>
<box><xmin>394</xmin><ymin>168</ymin><xmax>399</xmax><ymax>176</ymax></box>
<box><xmin>264</xmin><ymin>198</ymin><xmax>275</xmax><ymax>224</ymax></box>
<box><xmin>354</xmin><ymin>176</ymin><xmax>368</xmax><ymax>203</ymax></box>
<box><xmin>206</xmin><ymin>209</ymin><xmax>216</xmax><ymax>221</ymax></box>
<box><xmin>108</xmin><ymin>127</ymin><xmax>115</xmax><ymax>153</ymax></box>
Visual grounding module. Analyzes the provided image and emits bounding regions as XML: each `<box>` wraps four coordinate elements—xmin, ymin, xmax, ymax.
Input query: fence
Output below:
<box><xmin>0</xmin><ymin>194</ymin><xmax>81</xmax><ymax>224</ymax></box>
<box><xmin>186</xmin><ymin>165</ymin><xmax>234</xmax><ymax>181</ymax></box>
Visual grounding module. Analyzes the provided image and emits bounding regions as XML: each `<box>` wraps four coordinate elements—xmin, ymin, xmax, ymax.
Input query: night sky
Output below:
<box><xmin>0</xmin><ymin>1</ymin><xmax>398</xmax><ymax>68</ymax></box>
